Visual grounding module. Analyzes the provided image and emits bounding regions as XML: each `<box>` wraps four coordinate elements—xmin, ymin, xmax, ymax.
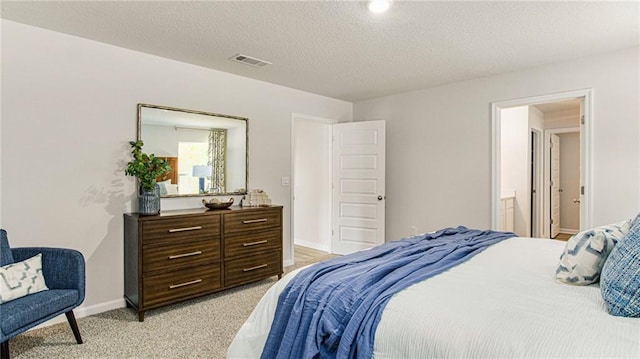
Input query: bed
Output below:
<box><xmin>228</xmin><ymin>227</ymin><xmax>640</xmax><ymax>358</ymax></box>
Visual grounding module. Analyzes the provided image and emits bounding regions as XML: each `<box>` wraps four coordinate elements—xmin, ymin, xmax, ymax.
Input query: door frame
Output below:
<box><xmin>530</xmin><ymin>128</ymin><xmax>543</xmax><ymax>237</ymax></box>
<box><xmin>290</xmin><ymin>113</ymin><xmax>336</xmax><ymax>265</ymax></box>
<box><xmin>491</xmin><ymin>88</ymin><xmax>593</xmax><ymax>234</ymax></box>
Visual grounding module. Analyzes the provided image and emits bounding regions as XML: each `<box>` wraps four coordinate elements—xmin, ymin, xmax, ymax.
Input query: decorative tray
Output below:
<box><xmin>202</xmin><ymin>198</ymin><xmax>234</xmax><ymax>210</ymax></box>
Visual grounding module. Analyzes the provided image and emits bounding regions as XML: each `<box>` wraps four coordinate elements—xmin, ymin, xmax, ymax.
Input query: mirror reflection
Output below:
<box><xmin>137</xmin><ymin>104</ymin><xmax>248</xmax><ymax>197</ymax></box>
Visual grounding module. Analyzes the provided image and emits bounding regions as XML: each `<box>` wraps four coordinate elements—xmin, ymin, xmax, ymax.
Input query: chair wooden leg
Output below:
<box><xmin>1</xmin><ymin>340</ymin><xmax>9</xmax><ymax>359</ymax></box>
<box><xmin>65</xmin><ymin>311</ymin><xmax>83</xmax><ymax>344</ymax></box>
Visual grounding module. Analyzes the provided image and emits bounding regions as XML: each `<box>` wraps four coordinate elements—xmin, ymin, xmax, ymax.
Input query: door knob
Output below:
<box><xmin>378</xmin><ymin>195</ymin><xmax>383</xmax><ymax>201</ymax></box>
<box><xmin>573</xmin><ymin>199</ymin><xmax>581</xmax><ymax>204</ymax></box>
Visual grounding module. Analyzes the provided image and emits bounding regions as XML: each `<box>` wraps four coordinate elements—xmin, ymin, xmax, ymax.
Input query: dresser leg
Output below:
<box><xmin>138</xmin><ymin>311</ymin><xmax>145</xmax><ymax>322</ymax></box>
<box><xmin>278</xmin><ymin>273</ymin><xmax>282</xmax><ymax>279</ymax></box>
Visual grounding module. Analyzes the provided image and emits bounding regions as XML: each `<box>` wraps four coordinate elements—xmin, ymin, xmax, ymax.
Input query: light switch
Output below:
<box><xmin>281</xmin><ymin>176</ymin><xmax>290</xmax><ymax>187</ymax></box>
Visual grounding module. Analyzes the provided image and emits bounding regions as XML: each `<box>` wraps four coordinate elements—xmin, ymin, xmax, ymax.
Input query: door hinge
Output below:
<box><xmin>581</xmin><ymin>115</ymin><xmax>585</xmax><ymax>125</ymax></box>
<box><xmin>550</xmin><ymin>218</ymin><xmax>554</xmax><ymax>225</ymax></box>
<box><xmin>581</xmin><ymin>186</ymin><xmax>584</xmax><ymax>195</ymax></box>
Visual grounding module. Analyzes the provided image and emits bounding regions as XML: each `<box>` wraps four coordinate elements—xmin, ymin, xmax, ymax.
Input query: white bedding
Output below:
<box><xmin>228</xmin><ymin>237</ymin><xmax>640</xmax><ymax>358</ymax></box>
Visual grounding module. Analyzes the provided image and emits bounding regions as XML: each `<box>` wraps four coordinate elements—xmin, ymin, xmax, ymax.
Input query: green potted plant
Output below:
<box><xmin>125</xmin><ymin>140</ymin><xmax>171</xmax><ymax>215</ymax></box>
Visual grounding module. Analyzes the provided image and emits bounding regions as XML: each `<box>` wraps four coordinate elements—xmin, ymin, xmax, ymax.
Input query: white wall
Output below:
<box><xmin>354</xmin><ymin>47</ymin><xmax>640</xmax><ymax>241</ymax></box>
<box><xmin>1</xmin><ymin>20</ymin><xmax>352</xmax><ymax>315</ymax></box>
<box><xmin>499</xmin><ymin>105</ymin><xmax>545</xmax><ymax>237</ymax></box>
<box><xmin>292</xmin><ymin>117</ymin><xmax>332</xmax><ymax>251</ymax></box>
<box><xmin>500</xmin><ymin>106</ymin><xmax>529</xmax><ymax>236</ymax></box>
<box><xmin>528</xmin><ymin>106</ymin><xmax>544</xmax><ymax>237</ymax></box>
<box><xmin>141</xmin><ymin>124</ymin><xmax>181</xmax><ymax>157</ymax></box>
<box><xmin>544</xmin><ymin>108</ymin><xmax>581</xmax><ymax>129</ymax></box>
<box><xmin>226</xmin><ymin>126</ymin><xmax>246</xmax><ymax>192</ymax></box>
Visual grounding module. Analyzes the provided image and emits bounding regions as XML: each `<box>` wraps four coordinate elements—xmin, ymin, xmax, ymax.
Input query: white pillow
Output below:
<box><xmin>0</xmin><ymin>253</ymin><xmax>49</xmax><ymax>303</ymax></box>
<box><xmin>165</xmin><ymin>183</ymin><xmax>179</xmax><ymax>195</ymax></box>
<box><xmin>556</xmin><ymin>220</ymin><xmax>631</xmax><ymax>285</ymax></box>
<box><xmin>157</xmin><ymin>179</ymin><xmax>172</xmax><ymax>196</ymax></box>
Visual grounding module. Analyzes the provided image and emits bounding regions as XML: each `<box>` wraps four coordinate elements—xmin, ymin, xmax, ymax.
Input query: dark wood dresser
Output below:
<box><xmin>124</xmin><ymin>206</ymin><xmax>283</xmax><ymax>321</ymax></box>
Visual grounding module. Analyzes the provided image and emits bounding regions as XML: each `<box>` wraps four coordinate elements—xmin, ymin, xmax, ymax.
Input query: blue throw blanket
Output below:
<box><xmin>261</xmin><ymin>226</ymin><xmax>516</xmax><ymax>359</ymax></box>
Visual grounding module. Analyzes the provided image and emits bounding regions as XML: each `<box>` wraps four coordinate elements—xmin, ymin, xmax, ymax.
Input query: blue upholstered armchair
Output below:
<box><xmin>0</xmin><ymin>229</ymin><xmax>85</xmax><ymax>359</ymax></box>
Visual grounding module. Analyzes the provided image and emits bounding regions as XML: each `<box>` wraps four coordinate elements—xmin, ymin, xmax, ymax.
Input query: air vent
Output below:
<box><xmin>229</xmin><ymin>54</ymin><xmax>272</xmax><ymax>68</ymax></box>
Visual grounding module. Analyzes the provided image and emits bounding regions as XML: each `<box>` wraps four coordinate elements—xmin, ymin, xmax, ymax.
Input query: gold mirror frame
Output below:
<box><xmin>137</xmin><ymin>103</ymin><xmax>248</xmax><ymax>197</ymax></box>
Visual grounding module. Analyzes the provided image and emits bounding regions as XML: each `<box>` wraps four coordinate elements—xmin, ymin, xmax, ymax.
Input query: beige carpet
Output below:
<box><xmin>9</xmin><ymin>250</ymin><xmax>337</xmax><ymax>359</ymax></box>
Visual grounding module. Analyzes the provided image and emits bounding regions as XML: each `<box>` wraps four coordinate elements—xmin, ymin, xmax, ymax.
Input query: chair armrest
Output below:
<box><xmin>12</xmin><ymin>247</ymin><xmax>85</xmax><ymax>303</ymax></box>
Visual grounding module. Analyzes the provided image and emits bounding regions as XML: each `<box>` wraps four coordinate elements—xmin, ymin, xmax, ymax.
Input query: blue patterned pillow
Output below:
<box><xmin>556</xmin><ymin>220</ymin><xmax>630</xmax><ymax>285</ymax></box>
<box><xmin>600</xmin><ymin>213</ymin><xmax>640</xmax><ymax>317</ymax></box>
<box><xmin>0</xmin><ymin>229</ymin><xmax>14</xmax><ymax>266</ymax></box>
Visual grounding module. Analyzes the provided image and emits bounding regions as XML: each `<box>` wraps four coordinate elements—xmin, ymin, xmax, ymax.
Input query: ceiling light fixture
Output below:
<box><xmin>368</xmin><ymin>0</ymin><xmax>391</xmax><ymax>14</ymax></box>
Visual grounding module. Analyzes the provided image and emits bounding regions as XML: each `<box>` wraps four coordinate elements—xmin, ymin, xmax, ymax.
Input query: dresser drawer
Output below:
<box><xmin>224</xmin><ymin>250</ymin><xmax>281</xmax><ymax>287</ymax></box>
<box><xmin>143</xmin><ymin>239</ymin><xmax>221</xmax><ymax>274</ymax></box>
<box><xmin>224</xmin><ymin>229</ymin><xmax>281</xmax><ymax>259</ymax></box>
<box><xmin>141</xmin><ymin>215</ymin><xmax>220</xmax><ymax>244</ymax></box>
<box><xmin>224</xmin><ymin>208</ymin><xmax>281</xmax><ymax>235</ymax></box>
<box><xmin>143</xmin><ymin>264</ymin><xmax>221</xmax><ymax>308</ymax></box>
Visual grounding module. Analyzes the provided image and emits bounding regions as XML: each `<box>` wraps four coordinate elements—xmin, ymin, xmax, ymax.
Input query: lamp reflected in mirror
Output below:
<box><xmin>192</xmin><ymin>165</ymin><xmax>212</xmax><ymax>194</ymax></box>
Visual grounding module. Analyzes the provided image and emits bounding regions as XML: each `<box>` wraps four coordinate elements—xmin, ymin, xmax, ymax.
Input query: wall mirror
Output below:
<box><xmin>137</xmin><ymin>103</ymin><xmax>248</xmax><ymax>197</ymax></box>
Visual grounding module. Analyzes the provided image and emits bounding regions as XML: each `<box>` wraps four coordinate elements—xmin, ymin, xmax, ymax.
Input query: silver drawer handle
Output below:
<box><xmin>243</xmin><ymin>264</ymin><xmax>268</xmax><ymax>272</ymax></box>
<box><xmin>242</xmin><ymin>218</ymin><xmax>267</xmax><ymax>224</ymax></box>
<box><xmin>168</xmin><ymin>226</ymin><xmax>202</xmax><ymax>233</ymax></box>
<box><xmin>168</xmin><ymin>251</ymin><xmax>202</xmax><ymax>259</ymax></box>
<box><xmin>242</xmin><ymin>240</ymin><xmax>268</xmax><ymax>247</ymax></box>
<box><xmin>169</xmin><ymin>279</ymin><xmax>202</xmax><ymax>289</ymax></box>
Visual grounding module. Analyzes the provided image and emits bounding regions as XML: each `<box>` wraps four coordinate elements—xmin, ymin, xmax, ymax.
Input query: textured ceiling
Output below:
<box><xmin>1</xmin><ymin>1</ymin><xmax>638</xmax><ymax>102</ymax></box>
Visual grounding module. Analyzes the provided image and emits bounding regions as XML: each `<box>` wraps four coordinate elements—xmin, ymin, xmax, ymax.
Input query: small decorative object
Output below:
<box><xmin>202</xmin><ymin>197</ymin><xmax>234</xmax><ymax>210</ymax></box>
<box><xmin>242</xmin><ymin>189</ymin><xmax>272</xmax><ymax>207</ymax></box>
<box><xmin>125</xmin><ymin>141</ymin><xmax>171</xmax><ymax>215</ymax></box>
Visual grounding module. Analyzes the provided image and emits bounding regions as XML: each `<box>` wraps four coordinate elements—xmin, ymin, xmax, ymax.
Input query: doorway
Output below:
<box><xmin>291</xmin><ymin>114</ymin><xmax>334</xmax><ymax>255</ymax></box>
<box><xmin>291</xmin><ymin>115</ymin><xmax>387</xmax><ymax>260</ymax></box>
<box><xmin>491</xmin><ymin>89</ymin><xmax>592</xmax><ymax>237</ymax></box>
<box><xmin>544</xmin><ymin>128</ymin><xmax>581</xmax><ymax>239</ymax></box>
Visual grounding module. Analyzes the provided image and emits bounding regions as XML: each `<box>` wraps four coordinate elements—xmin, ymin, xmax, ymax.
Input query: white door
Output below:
<box><xmin>558</xmin><ymin>132</ymin><xmax>581</xmax><ymax>232</ymax></box>
<box><xmin>332</xmin><ymin>120</ymin><xmax>385</xmax><ymax>255</ymax></box>
<box><xmin>550</xmin><ymin>134</ymin><xmax>561</xmax><ymax>238</ymax></box>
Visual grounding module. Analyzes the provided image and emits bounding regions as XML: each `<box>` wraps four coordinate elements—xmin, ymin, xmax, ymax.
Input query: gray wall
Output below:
<box><xmin>1</xmin><ymin>20</ymin><xmax>352</xmax><ymax>315</ymax></box>
<box><xmin>354</xmin><ymin>47</ymin><xmax>640</xmax><ymax>241</ymax></box>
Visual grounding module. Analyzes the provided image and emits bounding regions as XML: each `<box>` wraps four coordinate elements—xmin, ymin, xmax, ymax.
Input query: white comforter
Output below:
<box><xmin>228</xmin><ymin>237</ymin><xmax>640</xmax><ymax>358</ymax></box>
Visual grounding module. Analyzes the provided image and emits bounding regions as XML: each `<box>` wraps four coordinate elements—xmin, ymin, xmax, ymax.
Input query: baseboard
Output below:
<box><xmin>559</xmin><ymin>228</ymin><xmax>579</xmax><ymax>234</ymax></box>
<box><xmin>294</xmin><ymin>239</ymin><xmax>331</xmax><ymax>252</ymax></box>
<box><xmin>30</xmin><ymin>298</ymin><xmax>126</xmax><ymax>331</ymax></box>
<box><xmin>283</xmin><ymin>259</ymin><xmax>294</xmax><ymax>267</ymax></box>
<box><xmin>77</xmin><ymin>298</ymin><xmax>127</xmax><ymax>317</ymax></box>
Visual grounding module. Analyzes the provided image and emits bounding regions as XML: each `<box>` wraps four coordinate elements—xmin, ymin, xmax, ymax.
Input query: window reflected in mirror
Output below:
<box><xmin>137</xmin><ymin>104</ymin><xmax>248</xmax><ymax>197</ymax></box>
